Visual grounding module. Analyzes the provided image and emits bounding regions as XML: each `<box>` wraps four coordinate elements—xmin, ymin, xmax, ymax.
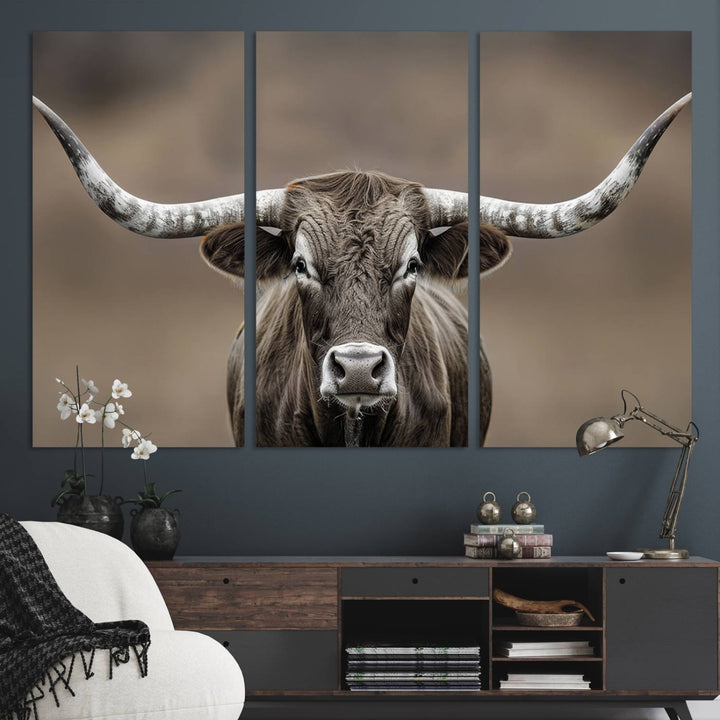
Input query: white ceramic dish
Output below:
<box><xmin>606</xmin><ymin>551</ymin><xmax>644</xmax><ymax>561</ymax></box>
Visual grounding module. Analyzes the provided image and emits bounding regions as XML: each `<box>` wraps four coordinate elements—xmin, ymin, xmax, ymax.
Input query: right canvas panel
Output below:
<box><xmin>479</xmin><ymin>32</ymin><xmax>691</xmax><ymax>447</ymax></box>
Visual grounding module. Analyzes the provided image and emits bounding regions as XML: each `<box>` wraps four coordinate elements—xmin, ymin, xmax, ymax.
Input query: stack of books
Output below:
<box><xmin>464</xmin><ymin>523</ymin><xmax>552</xmax><ymax>559</ymax></box>
<box><xmin>344</xmin><ymin>645</ymin><xmax>482</xmax><ymax>691</ymax></box>
<box><xmin>499</xmin><ymin>672</ymin><xmax>592</xmax><ymax>690</ymax></box>
<box><xmin>496</xmin><ymin>639</ymin><xmax>596</xmax><ymax>658</ymax></box>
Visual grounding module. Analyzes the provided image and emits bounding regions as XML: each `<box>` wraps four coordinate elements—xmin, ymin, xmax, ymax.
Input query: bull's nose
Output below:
<box><xmin>320</xmin><ymin>342</ymin><xmax>397</xmax><ymax>401</ymax></box>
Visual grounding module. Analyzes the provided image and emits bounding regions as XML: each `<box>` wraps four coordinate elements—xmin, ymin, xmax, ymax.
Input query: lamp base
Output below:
<box><xmin>635</xmin><ymin>547</ymin><xmax>689</xmax><ymax>560</ymax></box>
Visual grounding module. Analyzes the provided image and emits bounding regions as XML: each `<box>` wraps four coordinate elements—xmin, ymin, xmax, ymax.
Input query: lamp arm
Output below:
<box><xmin>622</xmin><ymin>402</ymin><xmax>698</xmax><ymax>545</ymax></box>
<box><xmin>658</xmin><ymin>437</ymin><xmax>697</xmax><ymax>543</ymax></box>
<box><xmin>626</xmin><ymin>407</ymin><xmax>697</xmax><ymax>447</ymax></box>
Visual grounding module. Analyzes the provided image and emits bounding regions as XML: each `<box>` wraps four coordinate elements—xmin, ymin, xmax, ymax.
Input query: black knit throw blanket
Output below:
<box><xmin>0</xmin><ymin>515</ymin><xmax>150</xmax><ymax>720</ymax></box>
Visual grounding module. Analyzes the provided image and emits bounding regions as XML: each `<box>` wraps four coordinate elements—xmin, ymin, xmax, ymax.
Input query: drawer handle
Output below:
<box><xmin>619</xmin><ymin>578</ymin><xmax>626</xmax><ymax>584</ymax></box>
<box><xmin>223</xmin><ymin>578</ymin><xmax>230</xmax><ymax>584</ymax></box>
<box><xmin>412</xmin><ymin>577</ymin><xmax>419</xmax><ymax>585</ymax></box>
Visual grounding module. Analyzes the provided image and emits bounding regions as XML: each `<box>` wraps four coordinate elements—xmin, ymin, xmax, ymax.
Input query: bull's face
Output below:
<box><xmin>291</xmin><ymin>206</ymin><xmax>419</xmax><ymax>414</ymax></box>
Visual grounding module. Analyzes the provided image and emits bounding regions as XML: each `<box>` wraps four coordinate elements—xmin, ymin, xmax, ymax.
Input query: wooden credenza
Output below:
<box><xmin>146</xmin><ymin>556</ymin><xmax>720</xmax><ymax>719</ymax></box>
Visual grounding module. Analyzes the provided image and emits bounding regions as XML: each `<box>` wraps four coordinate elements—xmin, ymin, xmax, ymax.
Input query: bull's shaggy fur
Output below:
<box><xmin>203</xmin><ymin>171</ymin><xmax>505</xmax><ymax>447</ymax></box>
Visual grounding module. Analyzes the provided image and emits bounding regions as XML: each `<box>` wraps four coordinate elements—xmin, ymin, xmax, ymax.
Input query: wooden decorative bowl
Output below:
<box><xmin>515</xmin><ymin>610</ymin><xmax>585</xmax><ymax>627</ymax></box>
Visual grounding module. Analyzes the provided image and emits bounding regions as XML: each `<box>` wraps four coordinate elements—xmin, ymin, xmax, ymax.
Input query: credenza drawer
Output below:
<box><xmin>204</xmin><ymin>630</ymin><xmax>338</xmax><ymax>691</ymax></box>
<box><xmin>341</xmin><ymin>567</ymin><xmax>488</xmax><ymax>598</ymax></box>
<box><xmin>150</xmin><ymin>566</ymin><xmax>338</xmax><ymax>630</ymax></box>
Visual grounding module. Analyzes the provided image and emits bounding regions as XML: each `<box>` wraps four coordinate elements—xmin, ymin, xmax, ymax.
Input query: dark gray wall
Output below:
<box><xmin>3</xmin><ymin>1</ymin><xmax>719</xmax><ymax>558</ymax></box>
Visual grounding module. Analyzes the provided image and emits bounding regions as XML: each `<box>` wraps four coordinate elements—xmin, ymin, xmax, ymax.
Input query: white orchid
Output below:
<box><xmin>55</xmin><ymin>368</ymin><xmax>159</xmax><ymax>501</ymax></box>
<box><xmin>131</xmin><ymin>438</ymin><xmax>158</xmax><ymax>460</ymax></box>
<box><xmin>76</xmin><ymin>403</ymin><xmax>97</xmax><ymax>424</ymax></box>
<box><xmin>112</xmin><ymin>379</ymin><xmax>132</xmax><ymax>399</ymax></box>
<box><xmin>81</xmin><ymin>378</ymin><xmax>99</xmax><ymax>395</ymax></box>
<box><xmin>96</xmin><ymin>402</ymin><xmax>120</xmax><ymax>429</ymax></box>
<box><xmin>122</xmin><ymin>428</ymin><xmax>140</xmax><ymax>448</ymax></box>
<box><xmin>57</xmin><ymin>393</ymin><xmax>74</xmax><ymax>420</ymax></box>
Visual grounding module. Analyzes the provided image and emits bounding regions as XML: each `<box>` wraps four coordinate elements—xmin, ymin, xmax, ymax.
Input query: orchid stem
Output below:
<box><xmin>76</xmin><ymin>366</ymin><xmax>87</xmax><ymax>496</ymax></box>
<box><xmin>100</xmin><ymin>419</ymin><xmax>105</xmax><ymax>496</ymax></box>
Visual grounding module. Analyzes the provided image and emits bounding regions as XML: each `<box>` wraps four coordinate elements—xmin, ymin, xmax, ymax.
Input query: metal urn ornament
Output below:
<box><xmin>498</xmin><ymin>529</ymin><xmax>522</xmax><ymax>559</ymax></box>
<box><xmin>477</xmin><ymin>491</ymin><xmax>502</xmax><ymax>524</ymax></box>
<box><xmin>511</xmin><ymin>491</ymin><xmax>537</xmax><ymax>524</ymax></box>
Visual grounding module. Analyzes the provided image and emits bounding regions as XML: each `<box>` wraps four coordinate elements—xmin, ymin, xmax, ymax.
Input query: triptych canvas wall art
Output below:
<box><xmin>33</xmin><ymin>31</ymin><xmax>690</xmax><ymax>449</ymax></box>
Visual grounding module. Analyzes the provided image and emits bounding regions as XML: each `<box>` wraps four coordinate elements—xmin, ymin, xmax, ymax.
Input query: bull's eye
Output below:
<box><xmin>405</xmin><ymin>258</ymin><xmax>420</xmax><ymax>276</ymax></box>
<box><xmin>293</xmin><ymin>257</ymin><xmax>308</xmax><ymax>275</ymax></box>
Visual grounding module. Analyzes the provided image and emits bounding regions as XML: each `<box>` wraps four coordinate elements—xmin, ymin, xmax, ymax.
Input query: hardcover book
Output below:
<box><xmin>505</xmin><ymin>673</ymin><xmax>587</xmax><ymax>683</ymax></box>
<box><xmin>498</xmin><ymin>640</ymin><xmax>591</xmax><ymax>651</ymax></box>
<box><xmin>497</xmin><ymin>646</ymin><xmax>594</xmax><ymax>658</ymax></box>
<box><xmin>463</xmin><ymin>533</ymin><xmax>553</xmax><ymax>547</ymax></box>
<box><xmin>469</xmin><ymin>524</ymin><xmax>545</xmax><ymax>534</ymax></box>
<box><xmin>465</xmin><ymin>545</ymin><xmax>551</xmax><ymax>559</ymax></box>
<box><xmin>499</xmin><ymin>681</ymin><xmax>590</xmax><ymax>690</ymax></box>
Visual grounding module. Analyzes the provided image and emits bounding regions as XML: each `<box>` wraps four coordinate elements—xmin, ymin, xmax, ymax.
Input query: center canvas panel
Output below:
<box><xmin>254</xmin><ymin>32</ymin><xmax>468</xmax><ymax>447</ymax></box>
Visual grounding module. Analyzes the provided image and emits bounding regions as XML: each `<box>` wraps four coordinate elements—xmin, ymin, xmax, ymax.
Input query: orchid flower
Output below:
<box><xmin>81</xmin><ymin>378</ymin><xmax>99</xmax><ymax>395</ymax></box>
<box><xmin>57</xmin><ymin>393</ymin><xmax>74</xmax><ymax>420</ymax></box>
<box><xmin>131</xmin><ymin>438</ymin><xmax>158</xmax><ymax>460</ymax></box>
<box><xmin>96</xmin><ymin>402</ymin><xmax>120</xmax><ymax>429</ymax></box>
<box><xmin>122</xmin><ymin>428</ymin><xmax>140</xmax><ymax>448</ymax></box>
<box><xmin>76</xmin><ymin>403</ymin><xmax>97</xmax><ymax>424</ymax></box>
<box><xmin>112</xmin><ymin>379</ymin><xmax>132</xmax><ymax>399</ymax></box>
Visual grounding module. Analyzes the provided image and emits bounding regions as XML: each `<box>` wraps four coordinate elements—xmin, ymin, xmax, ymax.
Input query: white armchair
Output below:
<box><xmin>20</xmin><ymin>521</ymin><xmax>245</xmax><ymax>720</ymax></box>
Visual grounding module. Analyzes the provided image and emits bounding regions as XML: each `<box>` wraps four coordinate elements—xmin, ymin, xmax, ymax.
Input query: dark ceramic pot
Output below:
<box><xmin>130</xmin><ymin>507</ymin><xmax>180</xmax><ymax>560</ymax></box>
<box><xmin>56</xmin><ymin>494</ymin><xmax>124</xmax><ymax>540</ymax></box>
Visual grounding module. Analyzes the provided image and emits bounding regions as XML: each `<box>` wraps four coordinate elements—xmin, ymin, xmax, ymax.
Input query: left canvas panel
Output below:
<box><xmin>33</xmin><ymin>32</ymin><xmax>244</xmax><ymax>447</ymax></box>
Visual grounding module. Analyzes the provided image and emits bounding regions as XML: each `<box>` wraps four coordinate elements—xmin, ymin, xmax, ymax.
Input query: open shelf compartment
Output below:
<box><xmin>341</xmin><ymin>599</ymin><xmax>490</xmax><ymax>692</ymax></box>
<box><xmin>491</xmin><ymin>567</ymin><xmax>603</xmax><ymax>629</ymax></box>
<box><xmin>489</xmin><ymin>566</ymin><xmax>605</xmax><ymax>692</ymax></box>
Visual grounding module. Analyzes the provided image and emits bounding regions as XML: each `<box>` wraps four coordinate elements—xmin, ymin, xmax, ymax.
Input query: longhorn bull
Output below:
<box><xmin>33</xmin><ymin>93</ymin><xmax>691</xmax><ymax>446</ymax></box>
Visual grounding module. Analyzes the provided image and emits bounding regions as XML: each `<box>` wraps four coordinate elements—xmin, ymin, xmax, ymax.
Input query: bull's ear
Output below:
<box><xmin>479</xmin><ymin>224</ymin><xmax>512</xmax><ymax>278</ymax></box>
<box><xmin>422</xmin><ymin>223</ymin><xmax>512</xmax><ymax>280</ymax></box>
<box><xmin>421</xmin><ymin>222</ymin><xmax>469</xmax><ymax>279</ymax></box>
<box><xmin>201</xmin><ymin>223</ymin><xmax>293</xmax><ymax>280</ymax></box>
<box><xmin>201</xmin><ymin>222</ymin><xmax>246</xmax><ymax>279</ymax></box>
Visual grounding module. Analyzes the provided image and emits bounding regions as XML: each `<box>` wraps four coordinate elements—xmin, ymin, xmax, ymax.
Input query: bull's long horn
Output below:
<box><xmin>422</xmin><ymin>93</ymin><xmax>691</xmax><ymax>237</ymax></box>
<box><xmin>33</xmin><ymin>96</ymin><xmax>285</xmax><ymax>236</ymax></box>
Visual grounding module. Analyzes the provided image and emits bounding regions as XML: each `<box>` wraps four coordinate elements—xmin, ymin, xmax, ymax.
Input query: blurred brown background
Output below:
<box><xmin>33</xmin><ymin>32</ymin><xmax>244</xmax><ymax>447</ymax></box>
<box><xmin>480</xmin><ymin>32</ymin><xmax>691</xmax><ymax>447</ymax></box>
<box><xmin>257</xmin><ymin>33</ymin><xmax>467</xmax><ymax>191</ymax></box>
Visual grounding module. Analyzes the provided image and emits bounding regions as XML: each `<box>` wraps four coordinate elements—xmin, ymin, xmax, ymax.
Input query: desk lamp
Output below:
<box><xmin>576</xmin><ymin>389</ymin><xmax>698</xmax><ymax>560</ymax></box>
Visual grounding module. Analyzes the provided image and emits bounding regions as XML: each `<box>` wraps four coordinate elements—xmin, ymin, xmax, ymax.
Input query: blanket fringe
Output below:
<box><xmin>0</xmin><ymin>641</ymin><xmax>150</xmax><ymax>720</ymax></box>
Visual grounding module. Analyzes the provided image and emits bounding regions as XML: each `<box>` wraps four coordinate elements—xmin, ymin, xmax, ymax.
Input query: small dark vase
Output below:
<box><xmin>56</xmin><ymin>494</ymin><xmax>124</xmax><ymax>540</ymax></box>
<box><xmin>130</xmin><ymin>507</ymin><xmax>180</xmax><ymax>560</ymax></box>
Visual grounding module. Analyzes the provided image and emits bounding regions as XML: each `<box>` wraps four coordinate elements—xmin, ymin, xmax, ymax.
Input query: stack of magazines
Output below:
<box><xmin>499</xmin><ymin>672</ymin><xmax>591</xmax><ymax>690</ymax></box>
<box><xmin>496</xmin><ymin>639</ymin><xmax>595</xmax><ymax>657</ymax></box>
<box><xmin>344</xmin><ymin>645</ymin><xmax>482</xmax><ymax>691</ymax></box>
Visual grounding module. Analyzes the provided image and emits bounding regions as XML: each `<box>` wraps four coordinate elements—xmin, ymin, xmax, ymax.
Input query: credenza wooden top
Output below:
<box><xmin>147</xmin><ymin>555</ymin><xmax>720</xmax><ymax>568</ymax></box>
